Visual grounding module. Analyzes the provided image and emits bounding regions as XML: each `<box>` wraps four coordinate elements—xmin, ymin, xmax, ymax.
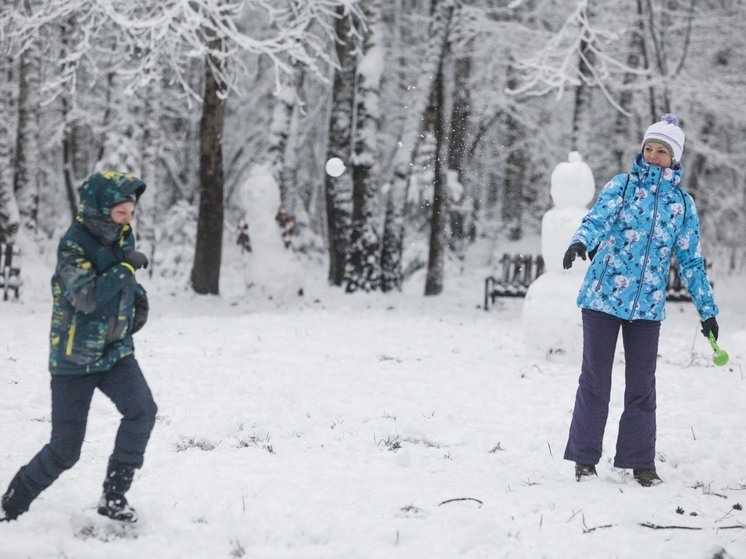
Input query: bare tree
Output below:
<box><xmin>324</xmin><ymin>6</ymin><xmax>359</xmax><ymax>286</ymax></box>
<box><xmin>447</xmin><ymin>52</ymin><xmax>472</xmax><ymax>252</ymax></box>
<box><xmin>344</xmin><ymin>0</ymin><xmax>384</xmax><ymax>293</ymax></box>
<box><xmin>3</xmin><ymin>0</ymin><xmax>350</xmax><ymax>294</ymax></box>
<box><xmin>0</xmin><ymin>54</ymin><xmax>20</xmax><ymax>244</ymax></box>
<box><xmin>424</xmin><ymin>52</ymin><xmax>448</xmax><ymax>296</ymax></box>
<box><xmin>570</xmin><ymin>1</ymin><xmax>595</xmax><ymax>155</ymax></box>
<box><xmin>13</xmin><ymin>1</ymin><xmax>41</xmax><ymax>234</ymax></box>
<box><xmin>380</xmin><ymin>0</ymin><xmax>457</xmax><ymax>292</ymax></box>
<box><xmin>191</xmin><ymin>36</ymin><xmax>227</xmax><ymax>295</ymax></box>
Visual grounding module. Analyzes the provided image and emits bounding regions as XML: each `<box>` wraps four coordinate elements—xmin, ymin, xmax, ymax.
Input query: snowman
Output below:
<box><xmin>235</xmin><ymin>163</ymin><xmax>305</xmax><ymax>299</ymax></box>
<box><xmin>521</xmin><ymin>152</ymin><xmax>595</xmax><ymax>361</ymax></box>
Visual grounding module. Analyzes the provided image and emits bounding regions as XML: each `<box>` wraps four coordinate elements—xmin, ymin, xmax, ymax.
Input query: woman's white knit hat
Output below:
<box><xmin>641</xmin><ymin>113</ymin><xmax>685</xmax><ymax>163</ymax></box>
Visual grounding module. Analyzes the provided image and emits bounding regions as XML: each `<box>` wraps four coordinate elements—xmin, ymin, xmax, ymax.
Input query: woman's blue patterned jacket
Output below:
<box><xmin>49</xmin><ymin>171</ymin><xmax>148</xmax><ymax>375</ymax></box>
<box><xmin>571</xmin><ymin>155</ymin><xmax>718</xmax><ymax>322</ymax></box>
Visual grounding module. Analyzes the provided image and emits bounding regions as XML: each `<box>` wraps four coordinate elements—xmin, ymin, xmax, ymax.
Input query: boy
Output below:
<box><xmin>1</xmin><ymin>171</ymin><xmax>157</xmax><ymax>522</ymax></box>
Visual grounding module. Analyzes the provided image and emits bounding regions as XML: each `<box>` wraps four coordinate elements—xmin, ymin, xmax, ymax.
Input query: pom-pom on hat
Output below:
<box><xmin>641</xmin><ymin>113</ymin><xmax>685</xmax><ymax>163</ymax></box>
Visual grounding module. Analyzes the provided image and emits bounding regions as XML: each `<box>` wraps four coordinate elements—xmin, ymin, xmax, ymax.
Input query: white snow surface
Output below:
<box><xmin>2</xmin><ymin>241</ymin><xmax>746</xmax><ymax>559</ymax></box>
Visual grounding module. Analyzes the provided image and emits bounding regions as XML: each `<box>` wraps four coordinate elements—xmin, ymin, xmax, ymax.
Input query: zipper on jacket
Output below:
<box><xmin>594</xmin><ymin>257</ymin><xmax>610</xmax><ymax>292</ymax></box>
<box><xmin>66</xmin><ymin>317</ymin><xmax>77</xmax><ymax>356</ymax></box>
<box><xmin>628</xmin><ymin>171</ymin><xmax>662</xmax><ymax>319</ymax></box>
<box><xmin>119</xmin><ymin>224</ymin><xmax>131</xmax><ymax>247</ymax></box>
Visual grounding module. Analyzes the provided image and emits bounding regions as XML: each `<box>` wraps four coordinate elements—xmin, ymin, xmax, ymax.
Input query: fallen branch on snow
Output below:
<box><xmin>640</xmin><ymin>522</ymin><xmax>746</xmax><ymax>531</ymax></box>
<box><xmin>438</xmin><ymin>497</ymin><xmax>483</xmax><ymax>508</ymax></box>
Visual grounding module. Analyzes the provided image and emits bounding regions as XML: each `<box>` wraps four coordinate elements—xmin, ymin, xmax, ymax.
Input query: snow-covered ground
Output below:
<box><xmin>1</xmin><ymin>237</ymin><xmax>745</xmax><ymax>559</ymax></box>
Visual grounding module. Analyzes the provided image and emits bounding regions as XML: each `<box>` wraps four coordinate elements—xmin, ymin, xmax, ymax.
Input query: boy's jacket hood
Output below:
<box><xmin>77</xmin><ymin>171</ymin><xmax>146</xmax><ymax>244</ymax></box>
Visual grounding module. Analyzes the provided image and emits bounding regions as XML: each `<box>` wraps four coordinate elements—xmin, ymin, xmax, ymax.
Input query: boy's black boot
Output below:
<box><xmin>97</xmin><ymin>458</ymin><xmax>138</xmax><ymax>523</ymax></box>
<box><xmin>1</xmin><ymin>471</ymin><xmax>35</xmax><ymax>521</ymax></box>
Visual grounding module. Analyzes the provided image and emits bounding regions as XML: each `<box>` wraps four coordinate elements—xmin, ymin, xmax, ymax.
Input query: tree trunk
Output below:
<box><xmin>502</xmin><ymin>61</ymin><xmax>525</xmax><ymax>241</ymax></box>
<box><xmin>639</xmin><ymin>0</ymin><xmax>671</xmax><ymax>119</ymax></box>
<box><xmin>381</xmin><ymin>0</ymin><xmax>456</xmax><ymax>291</ymax></box>
<box><xmin>138</xmin><ymin>86</ymin><xmax>161</xmax><ymax>278</ymax></box>
<box><xmin>0</xmin><ymin>55</ymin><xmax>20</xmax><ymax>244</ymax></box>
<box><xmin>266</xmin><ymin>63</ymin><xmax>304</xmax><ymax>249</ymax></box>
<box><xmin>13</xmin><ymin>14</ymin><xmax>41</xmax><ymax>235</ymax></box>
<box><xmin>61</xmin><ymin>95</ymin><xmax>80</xmax><ymax>219</ymax></box>
<box><xmin>324</xmin><ymin>6</ymin><xmax>356</xmax><ymax>286</ymax></box>
<box><xmin>344</xmin><ymin>0</ymin><xmax>383</xmax><ymax>293</ymax></box>
<box><xmin>424</xmin><ymin>56</ymin><xmax>447</xmax><ymax>296</ymax></box>
<box><xmin>571</xmin><ymin>3</ymin><xmax>595</xmax><ymax>156</ymax></box>
<box><xmin>447</xmin><ymin>51</ymin><xmax>472</xmax><ymax>251</ymax></box>
<box><xmin>612</xmin><ymin>28</ymin><xmax>644</xmax><ymax>169</ymax></box>
<box><xmin>59</xmin><ymin>18</ymin><xmax>85</xmax><ymax>220</ymax></box>
<box><xmin>191</xmin><ymin>48</ymin><xmax>226</xmax><ymax>295</ymax></box>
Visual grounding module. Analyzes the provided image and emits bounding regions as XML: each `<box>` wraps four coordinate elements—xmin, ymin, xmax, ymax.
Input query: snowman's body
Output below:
<box><xmin>522</xmin><ymin>152</ymin><xmax>595</xmax><ymax>361</ymax></box>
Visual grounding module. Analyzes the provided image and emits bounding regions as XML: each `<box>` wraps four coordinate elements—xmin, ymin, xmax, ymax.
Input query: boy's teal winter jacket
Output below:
<box><xmin>572</xmin><ymin>155</ymin><xmax>718</xmax><ymax>322</ymax></box>
<box><xmin>49</xmin><ymin>171</ymin><xmax>148</xmax><ymax>375</ymax></box>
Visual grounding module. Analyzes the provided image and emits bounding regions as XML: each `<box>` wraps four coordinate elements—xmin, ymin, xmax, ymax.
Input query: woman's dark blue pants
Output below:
<box><xmin>564</xmin><ymin>309</ymin><xmax>661</xmax><ymax>470</ymax></box>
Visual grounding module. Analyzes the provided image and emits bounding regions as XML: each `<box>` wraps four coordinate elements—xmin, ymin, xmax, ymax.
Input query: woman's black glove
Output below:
<box><xmin>562</xmin><ymin>243</ymin><xmax>587</xmax><ymax>270</ymax></box>
<box><xmin>701</xmin><ymin>317</ymin><xmax>719</xmax><ymax>341</ymax></box>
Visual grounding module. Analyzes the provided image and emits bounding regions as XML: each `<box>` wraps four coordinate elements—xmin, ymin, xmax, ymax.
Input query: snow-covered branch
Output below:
<box><xmin>2</xmin><ymin>0</ymin><xmax>361</xmax><ymax>100</ymax></box>
<box><xmin>507</xmin><ymin>0</ymin><xmax>646</xmax><ymax>110</ymax></box>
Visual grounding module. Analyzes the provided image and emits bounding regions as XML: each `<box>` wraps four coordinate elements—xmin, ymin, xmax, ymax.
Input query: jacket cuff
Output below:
<box><xmin>121</xmin><ymin>262</ymin><xmax>136</xmax><ymax>275</ymax></box>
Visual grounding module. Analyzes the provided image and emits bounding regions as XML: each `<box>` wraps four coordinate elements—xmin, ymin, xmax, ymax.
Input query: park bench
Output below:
<box><xmin>484</xmin><ymin>253</ymin><xmax>544</xmax><ymax>307</ymax></box>
<box><xmin>483</xmin><ymin>253</ymin><xmax>699</xmax><ymax>310</ymax></box>
<box><xmin>0</xmin><ymin>242</ymin><xmax>21</xmax><ymax>301</ymax></box>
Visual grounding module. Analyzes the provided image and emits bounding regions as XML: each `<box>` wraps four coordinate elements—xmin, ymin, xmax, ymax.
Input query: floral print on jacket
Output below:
<box><xmin>572</xmin><ymin>155</ymin><xmax>718</xmax><ymax>322</ymax></box>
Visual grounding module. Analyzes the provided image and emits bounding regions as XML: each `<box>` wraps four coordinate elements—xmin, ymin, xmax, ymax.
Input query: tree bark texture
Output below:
<box><xmin>272</xmin><ymin>65</ymin><xmax>305</xmax><ymax>249</ymax></box>
<box><xmin>612</xmin><ymin>27</ymin><xmax>644</xmax><ymax>170</ymax></box>
<box><xmin>0</xmin><ymin>56</ymin><xmax>20</xmax><ymax>244</ymax></box>
<box><xmin>571</xmin><ymin>3</ymin><xmax>594</xmax><ymax>157</ymax></box>
<box><xmin>191</xmin><ymin>49</ymin><xmax>226</xmax><ymax>295</ymax></box>
<box><xmin>324</xmin><ymin>6</ymin><xmax>357</xmax><ymax>286</ymax></box>
<box><xmin>502</xmin><ymin>64</ymin><xmax>525</xmax><ymax>241</ymax></box>
<box><xmin>344</xmin><ymin>0</ymin><xmax>383</xmax><ymax>293</ymax></box>
<box><xmin>13</xmin><ymin>26</ymin><xmax>41</xmax><ymax>234</ymax></box>
<box><xmin>424</xmin><ymin>56</ymin><xmax>447</xmax><ymax>296</ymax></box>
<box><xmin>447</xmin><ymin>52</ymin><xmax>472</xmax><ymax>249</ymax></box>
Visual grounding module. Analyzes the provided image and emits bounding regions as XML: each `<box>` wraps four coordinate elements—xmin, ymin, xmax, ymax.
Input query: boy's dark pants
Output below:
<box><xmin>10</xmin><ymin>355</ymin><xmax>157</xmax><ymax>511</ymax></box>
<box><xmin>564</xmin><ymin>309</ymin><xmax>661</xmax><ymax>470</ymax></box>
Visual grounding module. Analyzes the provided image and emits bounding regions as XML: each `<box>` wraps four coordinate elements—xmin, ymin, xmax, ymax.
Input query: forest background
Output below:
<box><xmin>1</xmin><ymin>0</ymin><xmax>744</xmax><ymax>298</ymax></box>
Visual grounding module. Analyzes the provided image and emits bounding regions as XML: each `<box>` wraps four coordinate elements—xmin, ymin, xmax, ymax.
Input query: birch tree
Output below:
<box><xmin>266</xmin><ymin>62</ymin><xmax>305</xmax><ymax>251</ymax></box>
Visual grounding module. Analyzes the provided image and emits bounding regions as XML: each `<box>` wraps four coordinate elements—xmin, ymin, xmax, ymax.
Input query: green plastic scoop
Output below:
<box><xmin>708</xmin><ymin>332</ymin><xmax>729</xmax><ymax>366</ymax></box>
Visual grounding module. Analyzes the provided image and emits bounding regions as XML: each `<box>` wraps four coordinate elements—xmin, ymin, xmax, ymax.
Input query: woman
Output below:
<box><xmin>562</xmin><ymin>114</ymin><xmax>719</xmax><ymax>487</ymax></box>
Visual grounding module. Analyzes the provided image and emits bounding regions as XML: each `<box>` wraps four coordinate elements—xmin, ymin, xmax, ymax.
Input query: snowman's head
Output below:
<box><xmin>550</xmin><ymin>152</ymin><xmax>595</xmax><ymax>208</ymax></box>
